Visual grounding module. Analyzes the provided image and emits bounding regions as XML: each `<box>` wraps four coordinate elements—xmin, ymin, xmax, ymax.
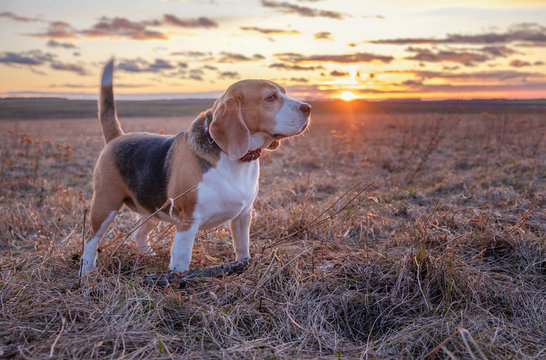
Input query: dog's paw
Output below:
<box><xmin>79</xmin><ymin>263</ymin><xmax>95</xmax><ymax>278</ymax></box>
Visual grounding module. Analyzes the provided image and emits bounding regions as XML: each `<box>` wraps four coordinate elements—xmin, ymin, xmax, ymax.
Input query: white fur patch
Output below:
<box><xmin>169</xmin><ymin>197</ymin><xmax>175</xmax><ymax>218</ymax></box>
<box><xmin>249</xmin><ymin>131</ymin><xmax>273</xmax><ymax>150</ymax></box>
<box><xmin>169</xmin><ymin>223</ymin><xmax>199</xmax><ymax>272</ymax></box>
<box><xmin>273</xmin><ymin>93</ymin><xmax>309</xmax><ymax>136</ymax></box>
<box><xmin>193</xmin><ymin>153</ymin><xmax>259</xmax><ymax>230</ymax></box>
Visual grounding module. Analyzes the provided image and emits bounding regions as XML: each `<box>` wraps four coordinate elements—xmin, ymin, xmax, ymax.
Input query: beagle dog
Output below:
<box><xmin>80</xmin><ymin>60</ymin><xmax>311</xmax><ymax>277</ymax></box>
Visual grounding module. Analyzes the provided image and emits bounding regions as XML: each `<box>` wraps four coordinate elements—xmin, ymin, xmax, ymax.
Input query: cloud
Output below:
<box><xmin>269</xmin><ymin>62</ymin><xmax>323</xmax><ymax>71</ymax></box>
<box><xmin>170</xmin><ymin>51</ymin><xmax>265</xmax><ymax>63</ymax></box>
<box><xmin>0</xmin><ymin>50</ymin><xmax>88</xmax><ymax>76</ymax></box>
<box><xmin>480</xmin><ymin>45</ymin><xmax>519</xmax><ymax>57</ymax></box>
<box><xmin>390</xmin><ymin>82</ymin><xmax>546</xmax><ymax>94</ymax></box>
<box><xmin>48</xmin><ymin>83</ymin><xmax>95</xmax><ymax>89</ymax></box>
<box><xmin>188</xmin><ymin>69</ymin><xmax>204</xmax><ymax>81</ymax></box>
<box><xmin>148</xmin><ymin>59</ymin><xmax>177</xmax><ymax>72</ymax></box>
<box><xmin>401</xmin><ymin>79</ymin><xmax>423</xmax><ymax>87</ymax></box>
<box><xmin>290</xmin><ymin>77</ymin><xmax>309</xmax><ymax>83</ymax></box>
<box><xmin>50</xmin><ymin>62</ymin><xmax>87</xmax><ymax>75</ymax></box>
<box><xmin>84</xmin><ymin>15</ymin><xmax>217</xmax><ymax>40</ymax></box>
<box><xmin>171</xmin><ymin>51</ymin><xmax>214</xmax><ymax>62</ymax></box>
<box><xmin>28</xmin><ymin>14</ymin><xmax>217</xmax><ymax>41</ymax></box>
<box><xmin>404</xmin><ymin>45</ymin><xmax>518</xmax><ymax>66</ymax></box>
<box><xmin>219</xmin><ymin>71</ymin><xmax>240</xmax><ymax>79</ymax></box>
<box><xmin>160</xmin><ymin>14</ymin><xmax>217</xmax><ymax>28</ymax></box>
<box><xmin>81</xmin><ymin>17</ymin><xmax>167</xmax><ymax>40</ymax></box>
<box><xmin>240</xmin><ymin>26</ymin><xmax>299</xmax><ymax>35</ymax></box>
<box><xmin>362</xmin><ymin>14</ymin><xmax>385</xmax><ymax>20</ymax></box>
<box><xmin>172</xmin><ymin>51</ymin><xmax>211</xmax><ymax>57</ymax></box>
<box><xmin>117</xmin><ymin>58</ymin><xmax>181</xmax><ymax>73</ymax></box>
<box><xmin>370</xmin><ymin>23</ymin><xmax>546</xmax><ymax>46</ymax></box>
<box><xmin>509</xmin><ymin>59</ymin><xmax>531</xmax><ymax>67</ymax></box>
<box><xmin>0</xmin><ymin>11</ymin><xmax>39</xmax><ymax>22</ymax></box>
<box><xmin>314</xmin><ymin>31</ymin><xmax>332</xmax><ymax>40</ymax></box>
<box><xmin>0</xmin><ymin>50</ymin><xmax>55</xmax><ymax>66</ymax></box>
<box><xmin>330</xmin><ymin>70</ymin><xmax>348</xmax><ymax>77</ymax></box>
<box><xmin>337</xmin><ymin>80</ymin><xmax>546</xmax><ymax>96</ymax></box>
<box><xmin>262</xmin><ymin>0</ymin><xmax>345</xmax><ymax>19</ymax></box>
<box><xmin>392</xmin><ymin>69</ymin><xmax>541</xmax><ymax>82</ymax></box>
<box><xmin>218</xmin><ymin>52</ymin><xmax>265</xmax><ymax>63</ymax></box>
<box><xmin>47</xmin><ymin>40</ymin><xmax>77</xmax><ymax>49</ymax></box>
<box><xmin>28</xmin><ymin>21</ymin><xmax>77</xmax><ymax>39</ymax></box>
<box><xmin>404</xmin><ymin>47</ymin><xmax>489</xmax><ymax>66</ymax></box>
<box><xmin>49</xmin><ymin>83</ymin><xmax>151</xmax><ymax>89</ymax></box>
<box><xmin>276</xmin><ymin>52</ymin><xmax>393</xmax><ymax>64</ymax></box>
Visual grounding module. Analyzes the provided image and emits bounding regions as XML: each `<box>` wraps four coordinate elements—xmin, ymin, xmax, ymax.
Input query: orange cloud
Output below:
<box><xmin>240</xmin><ymin>26</ymin><xmax>299</xmax><ymax>35</ymax></box>
<box><xmin>81</xmin><ymin>17</ymin><xmax>167</xmax><ymax>40</ymax></box>
<box><xmin>28</xmin><ymin>14</ymin><xmax>218</xmax><ymax>41</ymax></box>
<box><xmin>370</xmin><ymin>23</ymin><xmax>546</xmax><ymax>47</ymax></box>
<box><xmin>28</xmin><ymin>21</ymin><xmax>76</xmax><ymax>39</ymax></box>
<box><xmin>276</xmin><ymin>52</ymin><xmax>393</xmax><ymax>64</ymax></box>
<box><xmin>314</xmin><ymin>32</ymin><xmax>332</xmax><ymax>40</ymax></box>
<box><xmin>218</xmin><ymin>52</ymin><xmax>265</xmax><ymax>63</ymax></box>
<box><xmin>262</xmin><ymin>0</ymin><xmax>346</xmax><ymax>19</ymax></box>
<box><xmin>159</xmin><ymin>14</ymin><xmax>217</xmax><ymax>28</ymax></box>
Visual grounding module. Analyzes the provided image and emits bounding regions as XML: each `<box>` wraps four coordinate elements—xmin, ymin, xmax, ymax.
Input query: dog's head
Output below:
<box><xmin>209</xmin><ymin>79</ymin><xmax>311</xmax><ymax>160</ymax></box>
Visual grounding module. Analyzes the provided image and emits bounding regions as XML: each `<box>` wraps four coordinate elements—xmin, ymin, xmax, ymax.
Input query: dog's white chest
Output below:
<box><xmin>194</xmin><ymin>154</ymin><xmax>259</xmax><ymax>229</ymax></box>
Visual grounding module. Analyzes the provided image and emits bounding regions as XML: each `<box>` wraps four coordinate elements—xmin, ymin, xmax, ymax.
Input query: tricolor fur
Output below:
<box><xmin>80</xmin><ymin>60</ymin><xmax>311</xmax><ymax>277</ymax></box>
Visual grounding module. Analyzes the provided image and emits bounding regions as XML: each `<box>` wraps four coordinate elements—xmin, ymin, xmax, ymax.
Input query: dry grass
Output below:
<box><xmin>0</xmin><ymin>107</ymin><xmax>544</xmax><ymax>359</ymax></box>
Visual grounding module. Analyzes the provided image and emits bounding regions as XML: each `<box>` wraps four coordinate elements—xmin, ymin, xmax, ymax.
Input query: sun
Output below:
<box><xmin>339</xmin><ymin>91</ymin><xmax>357</xmax><ymax>102</ymax></box>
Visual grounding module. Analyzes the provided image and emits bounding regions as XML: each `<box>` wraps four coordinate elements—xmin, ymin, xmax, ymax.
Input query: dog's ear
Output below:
<box><xmin>266</xmin><ymin>139</ymin><xmax>281</xmax><ymax>151</ymax></box>
<box><xmin>210</xmin><ymin>93</ymin><xmax>250</xmax><ymax>160</ymax></box>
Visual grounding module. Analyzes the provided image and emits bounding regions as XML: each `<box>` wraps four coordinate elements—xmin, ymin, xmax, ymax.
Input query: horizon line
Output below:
<box><xmin>2</xmin><ymin>95</ymin><xmax>546</xmax><ymax>103</ymax></box>
<box><xmin>3</xmin><ymin>91</ymin><xmax>546</xmax><ymax>103</ymax></box>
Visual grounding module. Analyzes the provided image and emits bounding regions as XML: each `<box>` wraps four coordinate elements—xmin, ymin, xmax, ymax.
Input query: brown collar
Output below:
<box><xmin>204</xmin><ymin>113</ymin><xmax>262</xmax><ymax>162</ymax></box>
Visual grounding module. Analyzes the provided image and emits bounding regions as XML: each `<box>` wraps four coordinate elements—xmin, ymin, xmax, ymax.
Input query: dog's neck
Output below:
<box><xmin>188</xmin><ymin>111</ymin><xmax>221</xmax><ymax>160</ymax></box>
<box><xmin>203</xmin><ymin>111</ymin><xmax>262</xmax><ymax>162</ymax></box>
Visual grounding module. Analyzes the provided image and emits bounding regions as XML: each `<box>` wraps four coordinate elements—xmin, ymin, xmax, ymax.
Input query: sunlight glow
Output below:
<box><xmin>339</xmin><ymin>91</ymin><xmax>357</xmax><ymax>102</ymax></box>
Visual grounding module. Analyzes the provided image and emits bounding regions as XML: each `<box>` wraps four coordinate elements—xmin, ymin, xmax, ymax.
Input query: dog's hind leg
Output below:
<box><xmin>80</xmin><ymin>192</ymin><xmax>123</xmax><ymax>277</ymax></box>
<box><xmin>132</xmin><ymin>217</ymin><xmax>158</xmax><ymax>255</ymax></box>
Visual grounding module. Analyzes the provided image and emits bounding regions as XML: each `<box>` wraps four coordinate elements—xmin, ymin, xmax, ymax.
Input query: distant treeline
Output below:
<box><xmin>0</xmin><ymin>98</ymin><xmax>214</xmax><ymax>120</ymax></box>
<box><xmin>1</xmin><ymin>97</ymin><xmax>545</xmax><ymax>120</ymax></box>
<box><xmin>314</xmin><ymin>99</ymin><xmax>546</xmax><ymax>115</ymax></box>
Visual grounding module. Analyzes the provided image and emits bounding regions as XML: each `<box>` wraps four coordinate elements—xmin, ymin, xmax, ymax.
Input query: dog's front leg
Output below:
<box><xmin>229</xmin><ymin>210</ymin><xmax>252</xmax><ymax>261</ymax></box>
<box><xmin>169</xmin><ymin>223</ymin><xmax>199</xmax><ymax>273</ymax></box>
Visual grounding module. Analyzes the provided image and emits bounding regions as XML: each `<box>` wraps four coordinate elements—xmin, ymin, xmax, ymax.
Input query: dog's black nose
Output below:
<box><xmin>300</xmin><ymin>103</ymin><xmax>311</xmax><ymax>116</ymax></box>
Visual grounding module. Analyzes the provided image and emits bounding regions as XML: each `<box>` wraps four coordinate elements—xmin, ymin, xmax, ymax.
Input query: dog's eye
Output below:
<box><xmin>265</xmin><ymin>94</ymin><xmax>277</xmax><ymax>102</ymax></box>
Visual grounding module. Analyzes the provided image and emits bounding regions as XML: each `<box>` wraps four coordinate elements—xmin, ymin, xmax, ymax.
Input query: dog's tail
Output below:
<box><xmin>98</xmin><ymin>59</ymin><xmax>123</xmax><ymax>144</ymax></box>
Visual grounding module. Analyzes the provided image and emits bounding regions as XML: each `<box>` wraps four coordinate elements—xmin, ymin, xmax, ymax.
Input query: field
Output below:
<box><xmin>0</xmin><ymin>101</ymin><xmax>544</xmax><ymax>359</ymax></box>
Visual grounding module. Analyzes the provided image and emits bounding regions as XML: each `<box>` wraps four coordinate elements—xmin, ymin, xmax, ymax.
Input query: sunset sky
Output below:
<box><xmin>1</xmin><ymin>0</ymin><xmax>546</xmax><ymax>100</ymax></box>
